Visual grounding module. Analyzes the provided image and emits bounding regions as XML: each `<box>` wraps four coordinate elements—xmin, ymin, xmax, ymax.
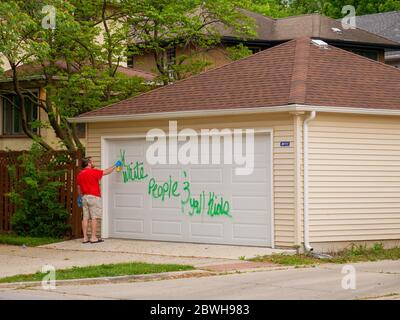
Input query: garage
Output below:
<box><xmin>72</xmin><ymin>38</ymin><xmax>400</xmax><ymax>251</ymax></box>
<box><xmin>102</xmin><ymin>132</ymin><xmax>273</xmax><ymax>247</ymax></box>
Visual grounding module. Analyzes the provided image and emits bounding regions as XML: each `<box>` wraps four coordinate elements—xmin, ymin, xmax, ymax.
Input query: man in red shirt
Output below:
<box><xmin>77</xmin><ymin>157</ymin><xmax>120</xmax><ymax>243</ymax></box>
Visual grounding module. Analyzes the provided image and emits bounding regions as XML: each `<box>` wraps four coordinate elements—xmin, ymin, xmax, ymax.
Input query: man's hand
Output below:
<box><xmin>77</xmin><ymin>195</ymin><xmax>83</xmax><ymax>208</ymax></box>
<box><xmin>115</xmin><ymin>160</ymin><xmax>122</xmax><ymax>172</ymax></box>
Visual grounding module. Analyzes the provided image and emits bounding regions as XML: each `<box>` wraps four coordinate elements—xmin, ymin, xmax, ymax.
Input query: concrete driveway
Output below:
<box><xmin>0</xmin><ymin>239</ymin><xmax>293</xmax><ymax>277</ymax></box>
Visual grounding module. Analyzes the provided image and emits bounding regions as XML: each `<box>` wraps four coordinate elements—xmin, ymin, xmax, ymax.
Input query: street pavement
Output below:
<box><xmin>1</xmin><ymin>260</ymin><xmax>399</xmax><ymax>300</ymax></box>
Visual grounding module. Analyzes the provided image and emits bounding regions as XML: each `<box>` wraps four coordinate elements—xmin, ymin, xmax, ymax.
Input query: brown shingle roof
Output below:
<box><xmin>2</xmin><ymin>62</ymin><xmax>156</xmax><ymax>81</ymax></box>
<box><xmin>219</xmin><ymin>11</ymin><xmax>400</xmax><ymax>48</ymax></box>
<box><xmin>76</xmin><ymin>37</ymin><xmax>400</xmax><ymax>119</ymax></box>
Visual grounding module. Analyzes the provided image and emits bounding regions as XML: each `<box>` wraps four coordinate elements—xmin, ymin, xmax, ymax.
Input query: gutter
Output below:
<box><xmin>69</xmin><ymin>104</ymin><xmax>400</xmax><ymax>123</ymax></box>
<box><xmin>303</xmin><ymin>111</ymin><xmax>316</xmax><ymax>252</ymax></box>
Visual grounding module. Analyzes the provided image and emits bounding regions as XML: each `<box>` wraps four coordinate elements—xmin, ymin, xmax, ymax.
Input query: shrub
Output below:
<box><xmin>8</xmin><ymin>143</ymin><xmax>70</xmax><ymax>238</ymax></box>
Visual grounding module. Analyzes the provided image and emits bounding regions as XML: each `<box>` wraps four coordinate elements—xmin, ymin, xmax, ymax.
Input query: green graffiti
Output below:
<box><xmin>188</xmin><ymin>191</ymin><xmax>206</xmax><ymax>216</ymax></box>
<box><xmin>119</xmin><ymin>149</ymin><xmax>148</xmax><ymax>183</ymax></box>
<box><xmin>207</xmin><ymin>192</ymin><xmax>231</xmax><ymax>217</ymax></box>
<box><xmin>117</xmin><ymin>150</ymin><xmax>231</xmax><ymax>218</ymax></box>
<box><xmin>180</xmin><ymin>171</ymin><xmax>191</xmax><ymax>213</ymax></box>
<box><xmin>122</xmin><ymin>161</ymin><xmax>148</xmax><ymax>183</ymax></box>
<box><xmin>148</xmin><ymin>176</ymin><xmax>180</xmax><ymax>201</ymax></box>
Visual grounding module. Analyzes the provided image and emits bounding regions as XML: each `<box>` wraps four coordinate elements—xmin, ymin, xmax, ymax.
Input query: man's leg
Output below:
<box><xmin>88</xmin><ymin>196</ymin><xmax>102</xmax><ymax>242</ymax></box>
<box><xmin>82</xmin><ymin>219</ymin><xmax>89</xmax><ymax>242</ymax></box>
<box><xmin>82</xmin><ymin>196</ymin><xmax>90</xmax><ymax>242</ymax></box>
<box><xmin>90</xmin><ymin>218</ymin><xmax>98</xmax><ymax>242</ymax></box>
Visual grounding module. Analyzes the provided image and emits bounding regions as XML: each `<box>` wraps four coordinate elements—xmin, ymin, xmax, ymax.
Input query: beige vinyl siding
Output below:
<box><xmin>87</xmin><ymin>112</ymin><xmax>296</xmax><ymax>248</ymax></box>
<box><xmin>308</xmin><ymin>113</ymin><xmax>400</xmax><ymax>243</ymax></box>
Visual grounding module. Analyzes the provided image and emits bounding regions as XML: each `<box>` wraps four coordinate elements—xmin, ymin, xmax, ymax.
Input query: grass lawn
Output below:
<box><xmin>0</xmin><ymin>262</ymin><xmax>194</xmax><ymax>283</ymax></box>
<box><xmin>0</xmin><ymin>233</ymin><xmax>65</xmax><ymax>247</ymax></box>
<box><xmin>251</xmin><ymin>243</ymin><xmax>400</xmax><ymax>266</ymax></box>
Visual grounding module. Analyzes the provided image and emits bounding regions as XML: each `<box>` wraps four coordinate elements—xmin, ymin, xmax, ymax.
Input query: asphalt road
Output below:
<box><xmin>0</xmin><ymin>260</ymin><xmax>399</xmax><ymax>300</ymax></box>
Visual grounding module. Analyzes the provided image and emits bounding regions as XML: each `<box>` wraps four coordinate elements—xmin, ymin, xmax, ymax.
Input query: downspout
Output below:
<box><xmin>303</xmin><ymin>111</ymin><xmax>316</xmax><ymax>252</ymax></box>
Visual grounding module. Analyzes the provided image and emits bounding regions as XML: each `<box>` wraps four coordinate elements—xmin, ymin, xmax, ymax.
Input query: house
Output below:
<box><xmin>355</xmin><ymin>11</ymin><xmax>400</xmax><ymax>68</ymax></box>
<box><xmin>70</xmin><ymin>38</ymin><xmax>400</xmax><ymax>252</ymax></box>
<box><xmin>130</xmin><ymin>11</ymin><xmax>400</xmax><ymax>75</ymax></box>
<box><xmin>0</xmin><ymin>62</ymin><xmax>156</xmax><ymax>151</ymax></box>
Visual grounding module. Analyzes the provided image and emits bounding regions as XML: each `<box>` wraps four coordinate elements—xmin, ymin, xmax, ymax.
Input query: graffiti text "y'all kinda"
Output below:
<box><xmin>146</xmin><ymin>121</ymin><xmax>255</xmax><ymax>176</ymax></box>
<box><xmin>148</xmin><ymin>173</ymin><xmax>231</xmax><ymax>217</ymax></box>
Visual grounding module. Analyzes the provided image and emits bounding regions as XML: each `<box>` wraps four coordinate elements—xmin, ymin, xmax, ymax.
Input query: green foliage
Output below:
<box><xmin>0</xmin><ymin>262</ymin><xmax>195</xmax><ymax>283</ymax></box>
<box><xmin>288</xmin><ymin>0</ymin><xmax>400</xmax><ymax>18</ymax></box>
<box><xmin>8</xmin><ymin>143</ymin><xmax>70</xmax><ymax>238</ymax></box>
<box><xmin>252</xmin><ymin>253</ymin><xmax>319</xmax><ymax>265</ymax></box>
<box><xmin>244</xmin><ymin>0</ymin><xmax>293</xmax><ymax>18</ymax></box>
<box><xmin>0</xmin><ymin>233</ymin><xmax>63</xmax><ymax>246</ymax></box>
<box><xmin>125</xmin><ymin>0</ymin><xmax>256</xmax><ymax>82</ymax></box>
<box><xmin>226</xmin><ymin>43</ymin><xmax>253</xmax><ymax>61</ymax></box>
<box><xmin>251</xmin><ymin>243</ymin><xmax>400</xmax><ymax>266</ymax></box>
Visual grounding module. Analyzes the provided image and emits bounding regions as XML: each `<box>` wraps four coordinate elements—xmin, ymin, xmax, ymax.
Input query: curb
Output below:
<box><xmin>0</xmin><ymin>264</ymin><xmax>302</xmax><ymax>289</ymax></box>
<box><xmin>0</xmin><ymin>270</ymin><xmax>214</xmax><ymax>289</ymax></box>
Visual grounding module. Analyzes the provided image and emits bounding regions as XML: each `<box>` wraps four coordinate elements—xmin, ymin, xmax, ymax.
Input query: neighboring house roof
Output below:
<box><xmin>354</xmin><ymin>11</ymin><xmax>400</xmax><ymax>63</ymax></box>
<box><xmin>1</xmin><ymin>62</ymin><xmax>156</xmax><ymax>82</ymax></box>
<box><xmin>219</xmin><ymin>11</ymin><xmax>400</xmax><ymax>49</ymax></box>
<box><xmin>355</xmin><ymin>11</ymin><xmax>400</xmax><ymax>43</ymax></box>
<box><xmin>74</xmin><ymin>37</ymin><xmax>400</xmax><ymax>121</ymax></box>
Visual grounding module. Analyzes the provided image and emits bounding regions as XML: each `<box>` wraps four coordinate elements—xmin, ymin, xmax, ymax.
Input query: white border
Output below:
<box><xmin>100</xmin><ymin>128</ymin><xmax>275</xmax><ymax>248</ymax></box>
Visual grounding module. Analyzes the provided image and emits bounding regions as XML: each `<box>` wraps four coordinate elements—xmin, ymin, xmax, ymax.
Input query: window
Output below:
<box><xmin>127</xmin><ymin>55</ymin><xmax>134</xmax><ymax>68</ymax></box>
<box><xmin>76</xmin><ymin>123</ymin><xmax>86</xmax><ymax>139</ymax></box>
<box><xmin>248</xmin><ymin>47</ymin><xmax>262</xmax><ymax>54</ymax></box>
<box><xmin>165</xmin><ymin>47</ymin><xmax>176</xmax><ymax>79</ymax></box>
<box><xmin>347</xmin><ymin>49</ymin><xmax>379</xmax><ymax>61</ymax></box>
<box><xmin>2</xmin><ymin>93</ymin><xmax>38</xmax><ymax>135</ymax></box>
<box><xmin>166</xmin><ymin>47</ymin><xmax>176</xmax><ymax>66</ymax></box>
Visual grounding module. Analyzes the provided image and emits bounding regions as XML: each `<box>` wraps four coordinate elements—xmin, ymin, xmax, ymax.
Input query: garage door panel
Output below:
<box><xmin>231</xmin><ymin>168</ymin><xmax>269</xmax><ymax>183</ymax></box>
<box><xmin>107</xmin><ymin>132</ymin><xmax>272</xmax><ymax>246</ymax></box>
<box><xmin>150</xmin><ymin>197</ymin><xmax>181</xmax><ymax>209</ymax></box>
<box><xmin>114</xmin><ymin>219</ymin><xmax>144</xmax><ymax>234</ymax></box>
<box><xmin>151</xmin><ymin>220</ymin><xmax>183</xmax><ymax>237</ymax></box>
<box><xmin>149</xmin><ymin>168</ymin><xmax>180</xmax><ymax>181</ymax></box>
<box><xmin>231</xmin><ymin>187</ymin><xmax>269</xmax><ymax>198</ymax></box>
<box><xmin>114</xmin><ymin>193</ymin><xmax>144</xmax><ymax>209</ymax></box>
<box><xmin>233</xmin><ymin>224</ymin><xmax>269</xmax><ymax>241</ymax></box>
<box><xmin>189</xmin><ymin>168</ymin><xmax>223</xmax><ymax>183</ymax></box>
<box><xmin>190</xmin><ymin>222</ymin><xmax>224</xmax><ymax>238</ymax></box>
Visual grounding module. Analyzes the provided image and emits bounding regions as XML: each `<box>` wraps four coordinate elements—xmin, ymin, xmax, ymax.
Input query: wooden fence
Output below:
<box><xmin>0</xmin><ymin>150</ymin><xmax>82</xmax><ymax>238</ymax></box>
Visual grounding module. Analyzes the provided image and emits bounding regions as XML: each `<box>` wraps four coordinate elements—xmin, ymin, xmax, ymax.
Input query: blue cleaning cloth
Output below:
<box><xmin>77</xmin><ymin>195</ymin><xmax>83</xmax><ymax>208</ymax></box>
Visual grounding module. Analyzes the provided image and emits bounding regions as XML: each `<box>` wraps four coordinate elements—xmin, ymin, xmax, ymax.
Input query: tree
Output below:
<box><xmin>122</xmin><ymin>0</ymin><xmax>257</xmax><ymax>83</ymax></box>
<box><xmin>225</xmin><ymin>43</ymin><xmax>253</xmax><ymax>61</ymax></box>
<box><xmin>244</xmin><ymin>0</ymin><xmax>293</xmax><ymax>18</ymax></box>
<box><xmin>0</xmin><ymin>0</ymin><xmax>148</xmax><ymax>152</ymax></box>
<box><xmin>288</xmin><ymin>0</ymin><xmax>400</xmax><ymax>18</ymax></box>
<box><xmin>0</xmin><ymin>0</ymin><xmax>257</xmax><ymax>150</ymax></box>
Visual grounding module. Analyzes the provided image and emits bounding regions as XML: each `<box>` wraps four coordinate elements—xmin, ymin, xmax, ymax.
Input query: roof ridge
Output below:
<box><xmin>288</xmin><ymin>38</ymin><xmax>311</xmax><ymax>105</ymax></box>
<box><xmin>357</xmin><ymin>11</ymin><xmax>400</xmax><ymax>18</ymax></box>
<box><xmin>276</xmin><ymin>13</ymin><xmax>321</xmax><ymax>21</ymax></box>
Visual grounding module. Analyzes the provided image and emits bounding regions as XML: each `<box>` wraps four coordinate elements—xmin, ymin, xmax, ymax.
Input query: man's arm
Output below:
<box><xmin>103</xmin><ymin>164</ymin><xmax>116</xmax><ymax>176</ymax></box>
<box><xmin>77</xmin><ymin>185</ymin><xmax>82</xmax><ymax>196</ymax></box>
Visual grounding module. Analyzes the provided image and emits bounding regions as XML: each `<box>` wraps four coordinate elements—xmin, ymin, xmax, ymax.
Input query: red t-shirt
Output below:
<box><xmin>77</xmin><ymin>168</ymin><xmax>104</xmax><ymax>197</ymax></box>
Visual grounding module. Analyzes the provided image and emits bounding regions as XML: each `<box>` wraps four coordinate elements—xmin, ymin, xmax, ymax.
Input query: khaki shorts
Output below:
<box><xmin>82</xmin><ymin>195</ymin><xmax>102</xmax><ymax>220</ymax></box>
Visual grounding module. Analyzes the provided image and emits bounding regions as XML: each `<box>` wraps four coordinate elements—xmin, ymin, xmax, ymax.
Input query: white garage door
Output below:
<box><xmin>105</xmin><ymin>132</ymin><xmax>272</xmax><ymax>246</ymax></box>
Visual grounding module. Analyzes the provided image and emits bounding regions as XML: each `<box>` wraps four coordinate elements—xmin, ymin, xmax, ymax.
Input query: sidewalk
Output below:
<box><xmin>0</xmin><ymin>239</ymin><xmax>293</xmax><ymax>278</ymax></box>
<box><xmin>42</xmin><ymin>238</ymin><xmax>293</xmax><ymax>259</ymax></box>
